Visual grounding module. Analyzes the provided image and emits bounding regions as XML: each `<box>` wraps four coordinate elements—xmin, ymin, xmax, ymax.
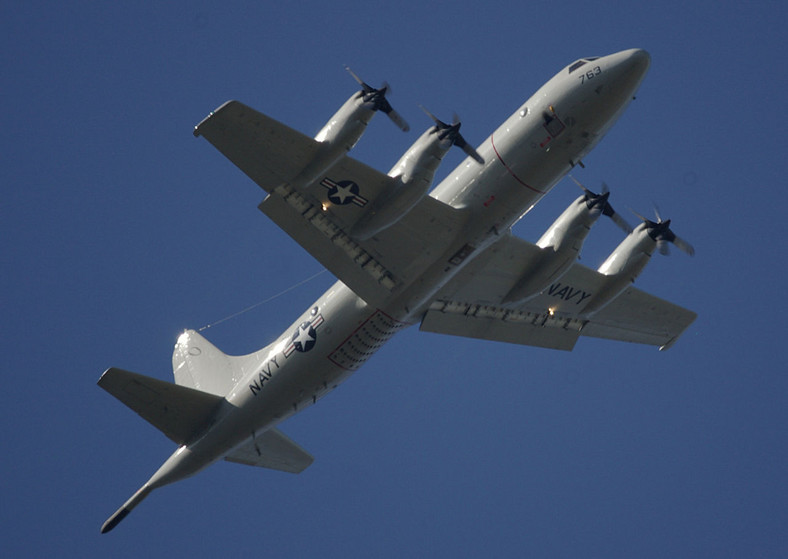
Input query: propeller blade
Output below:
<box><xmin>385</xmin><ymin>108</ymin><xmax>410</xmax><ymax>132</ymax></box>
<box><xmin>671</xmin><ymin>235</ymin><xmax>695</xmax><ymax>257</ymax></box>
<box><xmin>568</xmin><ymin>174</ymin><xmax>593</xmax><ymax>196</ymax></box>
<box><xmin>653</xmin><ymin>203</ymin><xmax>663</xmax><ymax>223</ymax></box>
<box><xmin>630</xmin><ymin>208</ymin><xmax>652</xmax><ymax>225</ymax></box>
<box><xmin>419</xmin><ymin>105</ymin><xmax>446</xmax><ymax>128</ymax></box>
<box><xmin>420</xmin><ymin>106</ymin><xmax>484</xmax><ymax>164</ymax></box>
<box><xmin>633</xmin><ymin>206</ymin><xmax>695</xmax><ymax>256</ymax></box>
<box><xmin>344</xmin><ymin>66</ymin><xmax>372</xmax><ymax>92</ymax></box>
<box><xmin>569</xmin><ymin>176</ymin><xmax>632</xmax><ymax>233</ymax></box>
<box><xmin>344</xmin><ymin>67</ymin><xmax>409</xmax><ymax>131</ymax></box>
<box><xmin>608</xmin><ymin>210</ymin><xmax>634</xmax><ymax>234</ymax></box>
<box><xmin>455</xmin><ymin>135</ymin><xmax>485</xmax><ymax>164</ymax></box>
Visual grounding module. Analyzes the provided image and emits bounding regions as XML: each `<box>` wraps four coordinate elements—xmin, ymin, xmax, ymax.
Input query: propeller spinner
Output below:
<box><xmin>345</xmin><ymin>66</ymin><xmax>410</xmax><ymax>132</ymax></box>
<box><xmin>632</xmin><ymin>207</ymin><xmax>695</xmax><ymax>256</ymax></box>
<box><xmin>420</xmin><ymin>106</ymin><xmax>485</xmax><ymax>164</ymax></box>
<box><xmin>568</xmin><ymin>176</ymin><xmax>632</xmax><ymax>234</ymax></box>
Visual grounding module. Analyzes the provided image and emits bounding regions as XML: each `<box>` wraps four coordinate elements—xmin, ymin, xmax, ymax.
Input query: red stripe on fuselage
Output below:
<box><xmin>490</xmin><ymin>134</ymin><xmax>546</xmax><ymax>194</ymax></box>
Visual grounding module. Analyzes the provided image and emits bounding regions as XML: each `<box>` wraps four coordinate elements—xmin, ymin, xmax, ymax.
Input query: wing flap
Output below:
<box><xmin>98</xmin><ymin>368</ymin><xmax>224</xmax><ymax>444</ymax></box>
<box><xmin>260</xmin><ymin>187</ymin><xmax>395</xmax><ymax>305</ymax></box>
<box><xmin>225</xmin><ymin>428</ymin><xmax>314</xmax><ymax>473</ymax></box>
<box><xmin>421</xmin><ymin>306</ymin><xmax>580</xmax><ymax>350</ymax></box>
<box><xmin>261</xmin><ymin>183</ymin><xmax>465</xmax><ymax>306</ymax></box>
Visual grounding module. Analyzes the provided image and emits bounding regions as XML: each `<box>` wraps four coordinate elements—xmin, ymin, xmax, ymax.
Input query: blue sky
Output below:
<box><xmin>3</xmin><ymin>1</ymin><xmax>787</xmax><ymax>556</ymax></box>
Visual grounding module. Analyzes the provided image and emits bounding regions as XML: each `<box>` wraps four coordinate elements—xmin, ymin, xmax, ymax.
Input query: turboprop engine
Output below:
<box><xmin>581</xmin><ymin>210</ymin><xmax>694</xmax><ymax>316</ymax></box>
<box><xmin>503</xmin><ymin>178</ymin><xmax>631</xmax><ymax>304</ymax></box>
<box><xmin>350</xmin><ymin>109</ymin><xmax>484</xmax><ymax>240</ymax></box>
<box><xmin>293</xmin><ymin>68</ymin><xmax>409</xmax><ymax>187</ymax></box>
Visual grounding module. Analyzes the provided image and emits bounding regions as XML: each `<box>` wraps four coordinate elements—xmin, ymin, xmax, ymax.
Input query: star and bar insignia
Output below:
<box><xmin>320</xmin><ymin>178</ymin><xmax>368</xmax><ymax>207</ymax></box>
<box><xmin>284</xmin><ymin>314</ymin><xmax>325</xmax><ymax>357</ymax></box>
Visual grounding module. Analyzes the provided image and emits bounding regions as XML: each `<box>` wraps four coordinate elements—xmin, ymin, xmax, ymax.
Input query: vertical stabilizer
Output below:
<box><xmin>172</xmin><ymin>329</ymin><xmax>276</xmax><ymax>397</ymax></box>
<box><xmin>172</xmin><ymin>330</ymin><xmax>240</xmax><ymax>396</ymax></box>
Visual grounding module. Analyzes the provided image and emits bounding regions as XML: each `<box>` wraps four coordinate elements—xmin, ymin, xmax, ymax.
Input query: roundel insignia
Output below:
<box><xmin>291</xmin><ymin>322</ymin><xmax>317</xmax><ymax>352</ymax></box>
<box><xmin>320</xmin><ymin>177</ymin><xmax>368</xmax><ymax>207</ymax></box>
<box><xmin>327</xmin><ymin>180</ymin><xmax>360</xmax><ymax>205</ymax></box>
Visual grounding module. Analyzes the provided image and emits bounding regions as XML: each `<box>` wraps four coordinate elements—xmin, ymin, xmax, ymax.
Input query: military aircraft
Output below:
<box><xmin>99</xmin><ymin>48</ymin><xmax>695</xmax><ymax>533</ymax></box>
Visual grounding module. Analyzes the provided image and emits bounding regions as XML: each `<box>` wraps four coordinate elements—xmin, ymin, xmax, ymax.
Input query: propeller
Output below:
<box><xmin>568</xmin><ymin>176</ymin><xmax>632</xmax><ymax>234</ymax></box>
<box><xmin>631</xmin><ymin>206</ymin><xmax>695</xmax><ymax>256</ymax></box>
<box><xmin>345</xmin><ymin>66</ymin><xmax>410</xmax><ymax>132</ymax></box>
<box><xmin>420</xmin><ymin>106</ymin><xmax>485</xmax><ymax>164</ymax></box>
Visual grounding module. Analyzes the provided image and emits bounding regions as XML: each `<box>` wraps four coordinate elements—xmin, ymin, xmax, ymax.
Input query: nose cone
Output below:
<box><xmin>608</xmin><ymin>48</ymin><xmax>651</xmax><ymax>92</ymax></box>
<box><xmin>624</xmin><ymin>48</ymin><xmax>651</xmax><ymax>78</ymax></box>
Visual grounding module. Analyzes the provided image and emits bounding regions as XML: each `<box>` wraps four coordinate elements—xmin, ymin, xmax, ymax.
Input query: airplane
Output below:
<box><xmin>99</xmin><ymin>48</ymin><xmax>696</xmax><ymax>533</ymax></box>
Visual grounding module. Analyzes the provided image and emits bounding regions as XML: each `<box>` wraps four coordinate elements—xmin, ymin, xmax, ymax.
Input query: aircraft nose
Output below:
<box><xmin>603</xmin><ymin>48</ymin><xmax>651</xmax><ymax>96</ymax></box>
<box><xmin>625</xmin><ymin>48</ymin><xmax>651</xmax><ymax>76</ymax></box>
<box><xmin>615</xmin><ymin>48</ymin><xmax>650</xmax><ymax>80</ymax></box>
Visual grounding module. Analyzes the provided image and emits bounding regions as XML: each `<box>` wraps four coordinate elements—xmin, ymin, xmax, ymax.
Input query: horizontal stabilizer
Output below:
<box><xmin>98</xmin><ymin>368</ymin><xmax>224</xmax><ymax>445</ymax></box>
<box><xmin>225</xmin><ymin>428</ymin><xmax>314</xmax><ymax>473</ymax></box>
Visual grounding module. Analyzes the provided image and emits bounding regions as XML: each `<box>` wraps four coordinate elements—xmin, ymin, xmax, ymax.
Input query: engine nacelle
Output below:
<box><xmin>292</xmin><ymin>92</ymin><xmax>376</xmax><ymax>187</ymax></box>
<box><xmin>580</xmin><ymin>223</ymin><xmax>657</xmax><ymax>316</ymax></box>
<box><xmin>350</xmin><ymin>128</ymin><xmax>453</xmax><ymax>239</ymax></box>
<box><xmin>503</xmin><ymin>194</ymin><xmax>603</xmax><ymax>304</ymax></box>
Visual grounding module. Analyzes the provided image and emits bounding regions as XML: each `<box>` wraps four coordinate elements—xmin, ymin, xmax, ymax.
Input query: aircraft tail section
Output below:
<box><xmin>101</xmin><ymin>484</ymin><xmax>153</xmax><ymax>534</ymax></box>
<box><xmin>172</xmin><ymin>329</ymin><xmax>274</xmax><ymax>396</ymax></box>
<box><xmin>98</xmin><ymin>368</ymin><xmax>224</xmax><ymax>445</ymax></box>
<box><xmin>172</xmin><ymin>330</ymin><xmax>240</xmax><ymax>396</ymax></box>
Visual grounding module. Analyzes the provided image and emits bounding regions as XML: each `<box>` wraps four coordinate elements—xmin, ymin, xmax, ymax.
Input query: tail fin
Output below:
<box><xmin>97</xmin><ymin>368</ymin><xmax>223</xmax><ymax>444</ymax></box>
<box><xmin>172</xmin><ymin>330</ymin><xmax>239</xmax><ymax>396</ymax></box>
<box><xmin>172</xmin><ymin>329</ymin><xmax>276</xmax><ymax>396</ymax></box>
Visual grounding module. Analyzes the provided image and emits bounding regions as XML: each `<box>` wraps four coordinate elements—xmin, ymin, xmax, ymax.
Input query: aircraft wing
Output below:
<box><xmin>225</xmin><ymin>428</ymin><xmax>314</xmax><ymax>473</ymax></box>
<box><xmin>421</xmin><ymin>234</ymin><xmax>696</xmax><ymax>351</ymax></box>
<box><xmin>195</xmin><ymin>101</ymin><xmax>467</xmax><ymax>306</ymax></box>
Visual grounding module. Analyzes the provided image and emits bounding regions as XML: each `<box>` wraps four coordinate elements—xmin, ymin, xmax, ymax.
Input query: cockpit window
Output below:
<box><xmin>568</xmin><ymin>60</ymin><xmax>586</xmax><ymax>74</ymax></box>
